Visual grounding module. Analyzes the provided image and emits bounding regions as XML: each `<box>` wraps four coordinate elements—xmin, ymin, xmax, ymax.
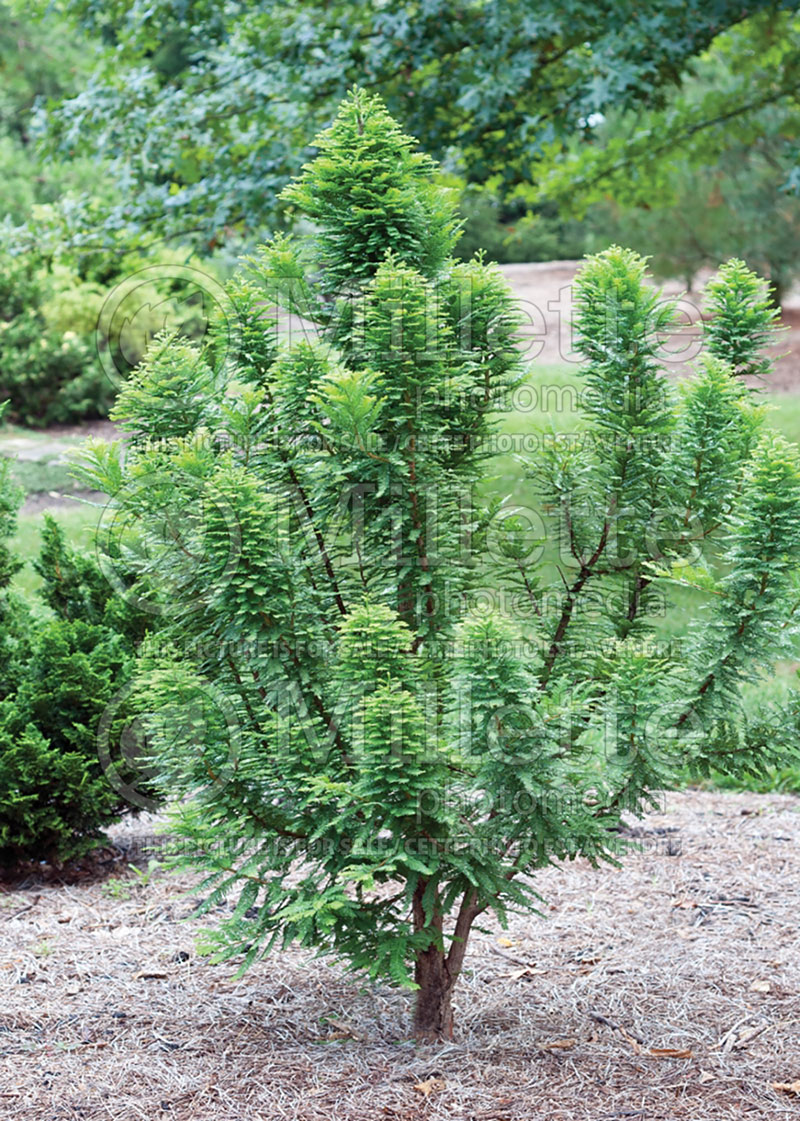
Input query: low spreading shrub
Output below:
<box><xmin>0</xmin><ymin>505</ymin><xmax>153</xmax><ymax>868</ymax></box>
<box><xmin>0</xmin><ymin>242</ymin><xmax>222</xmax><ymax>428</ymax></box>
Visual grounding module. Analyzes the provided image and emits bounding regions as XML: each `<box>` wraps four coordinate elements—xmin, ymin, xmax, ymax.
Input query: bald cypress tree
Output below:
<box><xmin>80</xmin><ymin>90</ymin><xmax>800</xmax><ymax>1040</ymax></box>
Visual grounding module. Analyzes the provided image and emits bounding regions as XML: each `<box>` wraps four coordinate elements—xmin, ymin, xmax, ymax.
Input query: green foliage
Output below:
<box><xmin>87</xmin><ymin>244</ymin><xmax>227</xmax><ymax>386</ymax></box>
<box><xmin>700</xmin><ymin>675</ymin><xmax>800</xmax><ymax>792</ymax></box>
<box><xmin>584</xmin><ymin>110</ymin><xmax>800</xmax><ymax>301</ymax></box>
<box><xmin>0</xmin><ymin>3</ymin><xmax>93</xmax><ymax>142</ymax></box>
<box><xmin>0</xmin><ymin>453</ymin><xmax>29</xmax><ymax>699</ymax></box>
<box><xmin>671</xmin><ymin>355</ymin><xmax>763</xmax><ymax>530</ymax></box>
<box><xmin>577</xmin><ymin>18</ymin><xmax>800</xmax><ymax>297</ymax></box>
<box><xmin>211</xmin><ymin>273</ymin><xmax>280</xmax><ymax>385</ymax></box>
<box><xmin>0</xmin><ymin>603</ymin><xmax>146</xmax><ymax>867</ymax></box>
<box><xmin>282</xmin><ymin>89</ymin><xmax>459</xmax><ymax>291</ymax></box>
<box><xmin>0</xmin><ymin>250</ymin><xmax>112</xmax><ymax>426</ymax></box>
<box><xmin>705</xmin><ymin>259</ymin><xmax>781</xmax><ymax>378</ymax></box>
<box><xmin>534</xmin><ymin>10</ymin><xmax>800</xmax><ymax>215</ymax></box>
<box><xmin>0</xmin><ymin>235</ymin><xmax>223</xmax><ymax>427</ymax></box>
<box><xmin>14</xmin><ymin>617</ymin><xmax>131</xmax><ymax>768</ymax></box>
<box><xmin>0</xmin><ymin>2</ymin><xmax>99</xmax><ymax>224</ymax></box>
<box><xmin>679</xmin><ymin>433</ymin><xmax>800</xmax><ymax>775</ymax></box>
<box><xmin>35</xmin><ymin>513</ymin><xmax>151</xmax><ymax>646</ymax></box>
<box><xmin>0</xmin><ymin>5</ymin><xmax>229</xmax><ymax>430</ymax></box>
<box><xmin>0</xmin><ymin>501</ymin><xmax>154</xmax><ymax>868</ymax></box>
<box><xmin>0</xmin><ymin>456</ymin><xmax>23</xmax><ymax>591</ymax></box>
<box><xmin>0</xmin><ymin>714</ymin><xmax>120</xmax><ymax>865</ymax></box>
<box><xmin>454</xmin><ymin>189</ymin><xmax>586</xmax><ymax>264</ymax></box>
<box><xmin>111</xmin><ymin>334</ymin><xmax>219</xmax><ymax>441</ymax></box>
<box><xmin>79</xmin><ymin>93</ymin><xmax>800</xmax><ymax>1036</ymax></box>
<box><xmin>35</xmin><ymin>0</ymin><xmax>793</xmax><ymax>247</ymax></box>
<box><xmin>34</xmin><ymin>514</ymin><xmax>111</xmax><ymax>623</ymax></box>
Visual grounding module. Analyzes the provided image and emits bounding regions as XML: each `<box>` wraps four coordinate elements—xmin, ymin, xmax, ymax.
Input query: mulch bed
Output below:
<box><xmin>1</xmin><ymin>790</ymin><xmax>799</xmax><ymax>1120</ymax></box>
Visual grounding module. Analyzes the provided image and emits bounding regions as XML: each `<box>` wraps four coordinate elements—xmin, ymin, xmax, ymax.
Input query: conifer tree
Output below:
<box><xmin>80</xmin><ymin>90</ymin><xmax>800</xmax><ymax>1040</ymax></box>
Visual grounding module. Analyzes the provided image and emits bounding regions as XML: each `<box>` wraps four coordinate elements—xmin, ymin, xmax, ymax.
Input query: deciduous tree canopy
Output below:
<box><xmin>36</xmin><ymin>0</ymin><xmax>798</xmax><ymax>246</ymax></box>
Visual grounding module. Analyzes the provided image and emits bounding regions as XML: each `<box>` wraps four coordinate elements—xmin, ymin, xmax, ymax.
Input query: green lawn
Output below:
<box><xmin>11</xmin><ymin>503</ymin><xmax>101</xmax><ymax>601</ymax></box>
<box><xmin>490</xmin><ymin>363</ymin><xmax>585</xmax><ymax>503</ymax></box>
<box><xmin>0</xmin><ymin>422</ymin><xmax>106</xmax><ymax>601</ymax></box>
<box><xmin>767</xmin><ymin>389</ymin><xmax>800</xmax><ymax>447</ymax></box>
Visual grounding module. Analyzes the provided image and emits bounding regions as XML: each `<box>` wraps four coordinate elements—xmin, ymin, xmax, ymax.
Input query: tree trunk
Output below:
<box><xmin>413</xmin><ymin>943</ymin><xmax>455</xmax><ymax>1042</ymax></box>
<box><xmin>412</xmin><ymin>883</ymin><xmax>482</xmax><ymax>1042</ymax></box>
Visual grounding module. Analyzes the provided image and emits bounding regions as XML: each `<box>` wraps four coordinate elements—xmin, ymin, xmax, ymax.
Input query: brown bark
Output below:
<box><xmin>413</xmin><ymin>942</ymin><xmax>455</xmax><ymax>1042</ymax></box>
<box><xmin>412</xmin><ymin>884</ymin><xmax>482</xmax><ymax>1042</ymax></box>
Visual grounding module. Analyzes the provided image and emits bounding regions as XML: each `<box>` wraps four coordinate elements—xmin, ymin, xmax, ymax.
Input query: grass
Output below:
<box><xmin>488</xmin><ymin>363</ymin><xmax>713</xmax><ymax>640</ymax></box>
<box><xmin>0</xmin><ymin>419</ymin><xmax>106</xmax><ymax>599</ymax></box>
<box><xmin>490</xmin><ymin>363</ymin><xmax>584</xmax><ymax>504</ymax></box>
<box><xmin>0</xmin><ymin>444</ymin><xmax>101</xmax><ymax>601</ymax></box>
<box><xmin>767</xmin><ymin>389</ymin><xmax>800</xmax><ymax>446</ymax></box>
<box><xmin>0</xmin><ymin>423</ymin><xmax>89</xmax><ymax>445</ymax></box>
<box><xmin>9</xmin><ymin>458</ymin><xmax>89</xmax><ymax>497</ymax></box>
<box><xmin>10</xmin><ymin>502</ymin><xmax>101</xmax><ymax>600</ymax></box>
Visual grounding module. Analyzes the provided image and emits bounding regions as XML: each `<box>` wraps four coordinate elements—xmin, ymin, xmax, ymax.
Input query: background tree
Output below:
<box><xmin>77</xmin><ymin>91</ymin><xmax>800</xmax><ymax>1040</ymax></box>
<box><xmin>0</xmin><ymin>1</ymin><xmax>100</xmax><ymax>226</ymax></box>
<box><xmin>29</xmin><ymin>0</ymin><xmax>798</xmax><ymax>249</ymax></box>
<box><xmin>0</xmin><ymin>5</ymin><xmax>229</xmax><ymax>425</ymax></box>
<box><xmin>579</xmin><ymin>20</ymin><xmax>800</xmax><ymax>303</ymax></box>
<box><xmin>453</xmin><ymin>188</ymin><xmax>586</xmax><ymax>265</ymax></box>
<box><xmin>588</xmin><ymin>120</ymin><xmax>800</xmax><ymax>303</ymax></box>
<box><xmin>544</xmin><ymin>14</ymin><xmax>797</xmax><ymax>232</ymax></box>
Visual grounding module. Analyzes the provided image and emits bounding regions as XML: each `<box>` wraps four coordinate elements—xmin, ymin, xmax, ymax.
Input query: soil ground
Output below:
<box><xmin>2</xmin><ymin>790</ymin><xmax>800</xmax><ymax>1121</ymax></box>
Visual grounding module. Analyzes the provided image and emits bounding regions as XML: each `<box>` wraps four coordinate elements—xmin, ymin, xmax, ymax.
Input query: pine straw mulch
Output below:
<box><xmin>2</xmin><ymin>789</ymin><xmax>800</xmax><ymax>1121</ymax></box>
